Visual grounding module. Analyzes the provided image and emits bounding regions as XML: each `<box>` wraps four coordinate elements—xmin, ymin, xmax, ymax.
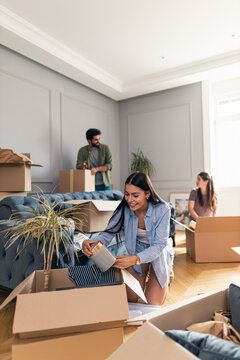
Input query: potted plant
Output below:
<box><xmin>3</xmin><ymin>196</ymin><xmax>84</xmax><ymax>291</ymax></box>
<box><xmin>130</xmin><ymin>148</ymin><xmax>155</xmax><ymax>178</ymax></box>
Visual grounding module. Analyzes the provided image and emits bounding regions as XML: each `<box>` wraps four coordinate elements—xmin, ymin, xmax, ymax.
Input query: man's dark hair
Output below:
<box><xmin>86</xmin><ymin>128</ymin><xmax>101</xmax><ymax>141</ymax></box>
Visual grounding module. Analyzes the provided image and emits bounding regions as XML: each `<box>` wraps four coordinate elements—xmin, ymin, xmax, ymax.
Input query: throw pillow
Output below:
<box><xmin>165</xmin><ymin>330</ymin><xmax>240</xmax><ymax>360</ymax></box>
<box><xmin>229</xmin><ymin>283</ymin><xmax>240</xmax><ymax>334</ymax></box>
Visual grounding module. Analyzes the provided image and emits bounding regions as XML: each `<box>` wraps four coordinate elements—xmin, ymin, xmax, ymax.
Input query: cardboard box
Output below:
<box><xmin>59</xmin><ymin>169</ymin><xmax>95</xmax><ymax>193</ymax></box>
<box><xmin>12</xmin><ymin>327</ymin><xmax>124</xmax><ymax>360</ymax></box>
<box><xmin>64</xmin><ymin>199</ymin><xmax>121</xmax><ymax>232</ymax></box>
<box><xmin>143</xmin><ymin>287</ymin><xmax>230</xmax><ymax>331</ymax></box>
<box><xmin>0</xmin><ymin>163</ymin><xmax>42</xmax><ymax>192</ymax></box>
<box><xmin>0</xmin><ymin>149</ymin><xmax>42</xmax><ymax>192</ymax></box>
<box><xmin>0</xmin><ymin>191</ymin><xmax>27</xmax><ymax>201</ymax></box>
<box><xmin>185</xmin><ymin>216</ymin><xmax>240</xmax><ymax>263</ymax></box>
<box><xmin>108</xmin><ymin>322</ymin><xmax>197</xmax><ymax>359</ymax></box>
<box><xmin>114</xmin><ymin>288</ymin><xmax>232</xmax><ymax>359</ymax></box>
<box><xmin>0</xmin><ymin>268</ymin><xmax>146</xmax><ymax>340</ymax></box>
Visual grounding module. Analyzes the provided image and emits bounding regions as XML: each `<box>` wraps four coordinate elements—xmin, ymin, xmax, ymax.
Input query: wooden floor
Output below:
<box><xmin>1</xmin><ymin>231</ymin><xmax>240</xmax><ymax>359</ymax></box>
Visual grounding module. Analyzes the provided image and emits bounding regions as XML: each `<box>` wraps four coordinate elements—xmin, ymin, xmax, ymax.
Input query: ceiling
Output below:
<box><xmin>1</xmin><ymin>0</ymin><xmax>240</xmax><ymax>100</ymax></box>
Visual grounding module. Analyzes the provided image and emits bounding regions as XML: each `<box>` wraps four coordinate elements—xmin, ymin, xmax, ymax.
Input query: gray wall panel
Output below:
<box><xmin>0</xmin><ymin>45</ymin><xmax>120</xmax><ymax>192</ymax></box>
<box><xmin>119</xmin><ymin>83</ymin><xmax>204</xmax><ymax>201</ymax></box>
<box><xmin>0</xmin><ymin>70</ymin><xmax>51</xmax><ymax>181</ymax></box>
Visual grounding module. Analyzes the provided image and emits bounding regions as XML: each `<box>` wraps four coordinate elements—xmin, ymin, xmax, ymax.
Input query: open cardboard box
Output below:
<box><xmin>177</xmin><ymin>216</ymin><xmax>240</xmax><ymax>263</ymax></box>
<box><xmin>59</xmin><ymin>169</ymin><xmax>95</xmax><ymax>193</ymax></box>
<box><xmin>0</xmin><ymin>267</ymin><xmax>146</xmax><ymax>340</ymax></box>
<box><xmin>64</xmin><ymin>199</ymin><xmax>121</xmax><ymax>232</ymax></box>
<box><xmin>112</xmin><ymin>287</ymin><xmax>232</xmax><ymax>359</ymax></box>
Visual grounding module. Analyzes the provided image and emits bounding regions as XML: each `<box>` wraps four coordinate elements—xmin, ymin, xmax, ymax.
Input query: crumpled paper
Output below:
<box><xmin>0</xmin><ymin>148</ymin><xmax>32</xmax><ymax>164</ymax></box>
<box><xmin>187</xmin><ymin>311</ymin><xmax>240</xmax><ymax>345</ymax></box>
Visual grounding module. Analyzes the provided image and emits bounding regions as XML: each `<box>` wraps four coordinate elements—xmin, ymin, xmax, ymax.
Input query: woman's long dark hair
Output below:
<box><xmin>105</xmin><ymin>172</ymin><xmax>164</xmax><ymax>243</ymax></box>
<box><xmin>197</xmin><ymin>171</ymin><xmax>216</xmax><ymax>211</ymax></box>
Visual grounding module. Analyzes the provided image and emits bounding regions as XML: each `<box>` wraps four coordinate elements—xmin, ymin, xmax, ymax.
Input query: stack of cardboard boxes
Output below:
<box><xmin>0</xmin><ymin>149</ymin><xmax>41</xmax><ymax>200</ymax></box>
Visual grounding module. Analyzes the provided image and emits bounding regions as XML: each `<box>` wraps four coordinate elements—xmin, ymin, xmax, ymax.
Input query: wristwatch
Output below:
<box><xmin>135</xmin><ymin>254</ymin><xmax>141</xmax><ymax>265</ymax></box>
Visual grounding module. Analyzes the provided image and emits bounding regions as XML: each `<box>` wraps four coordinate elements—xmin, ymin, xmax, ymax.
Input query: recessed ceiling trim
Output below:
<box><xmin>0</xmin><ymin>5</ymin><xmax>122</xmax><ymax>92</ymax></box>
<box><xmin>1</xmin><ymin>4</ymin><xmax>239</xmax><ymax>101</ymax></box>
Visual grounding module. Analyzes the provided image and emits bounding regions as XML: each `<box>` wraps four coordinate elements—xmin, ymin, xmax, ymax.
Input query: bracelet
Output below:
<box><xmin>135</xmin><ymin>254</ymin><xmax>141</xmax><ymax>265</ymax></box>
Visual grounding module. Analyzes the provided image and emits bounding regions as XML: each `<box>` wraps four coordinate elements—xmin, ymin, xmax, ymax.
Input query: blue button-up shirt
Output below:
<box><xmin>94</xmin><ymin>201</ymin><xmax>174</xmax><ymax>288</ymax></box>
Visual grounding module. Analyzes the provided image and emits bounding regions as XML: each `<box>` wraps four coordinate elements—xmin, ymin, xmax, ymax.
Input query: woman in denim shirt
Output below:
<box><xmin>82</xmin><ymin>172</ymin><xmax>174</xmax><ymax>305</ymax></box>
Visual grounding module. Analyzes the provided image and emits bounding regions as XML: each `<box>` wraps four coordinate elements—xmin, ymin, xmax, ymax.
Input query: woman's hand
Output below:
<box><xmin>82</xmin><ymin>239</ymin><xmax>98</xmax><ymax>258</ymax></box>
<box><xmin>113</xmin><ymin>255</ymin><xmax>137</xmax><ymax>270</ymax></box>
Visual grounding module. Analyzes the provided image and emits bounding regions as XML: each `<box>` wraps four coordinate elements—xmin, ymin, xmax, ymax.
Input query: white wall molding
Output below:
<box><xmin>0</xmin><ymin>5</ymin><xmax>122</xmax><ymax>93</ymax></box>
<box><xmin>0</xmin><ymin>68</ymin><xmax>52</xmax><ymax>183</ymax></box>
<box><xmin>1</xmin><ymin>5</ymin><xmax>240</xmax><ymax>101</ymax></box>
<box><xmin>201</xmin><ymin>81</ymin><xmax>212</xmax><ymax>173</ymax></box>
<box><xmin>59</xmin><ymin>91</ymin><xmax>108</xmax><ymax>167</ymax></box>
<box><xmin>127</xmin><ymin>102</ymin><xmax>194</xmax><ymax>185</ymax></box>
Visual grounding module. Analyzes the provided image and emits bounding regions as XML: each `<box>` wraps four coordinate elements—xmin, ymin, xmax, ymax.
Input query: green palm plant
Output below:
<box><xmin>3</xmin><ymin>197</ymin><xmax>84</xmax><ymax>291</ymax></box>
<box><xmin>130</xmin><ymin>148</ymin><xmax>155</xmax><ymax>178</ymax></box>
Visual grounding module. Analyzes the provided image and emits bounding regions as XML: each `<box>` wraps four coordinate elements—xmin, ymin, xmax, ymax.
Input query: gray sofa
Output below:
<box><xmin>0</xmin><ymin>190</ymin><xmax>124</xmax><ymax>290</ymax></box>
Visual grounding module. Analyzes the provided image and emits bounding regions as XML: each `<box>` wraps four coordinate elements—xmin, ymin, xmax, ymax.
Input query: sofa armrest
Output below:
<box><xmin>0</xmin><ymin>221</ymin><xmax>75</xmax><ymax>290</ymax></box>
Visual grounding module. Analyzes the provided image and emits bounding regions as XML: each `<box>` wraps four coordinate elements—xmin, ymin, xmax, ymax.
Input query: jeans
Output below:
<box><xmin>95</xmin><ymin>184</ymin><xmax>110</xmax><ymax>191</ymax></box>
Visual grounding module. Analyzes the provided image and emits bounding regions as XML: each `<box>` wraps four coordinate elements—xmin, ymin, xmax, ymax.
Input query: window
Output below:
<box><xmin>215</xmin><ymin>96</ymin><xmax>240</xmax><ymax>187</ymax></box>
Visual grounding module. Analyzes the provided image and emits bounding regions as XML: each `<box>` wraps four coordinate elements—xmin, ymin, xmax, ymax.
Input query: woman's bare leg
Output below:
<box><xmin>125</xmin><ymin>264</ymin><xmax>149</xmax><ymax>302</ymax></box>
<box><xmin>145</xmin><ymin>266</ymin><xmax>168</xmax><ymax>305</ymax></box>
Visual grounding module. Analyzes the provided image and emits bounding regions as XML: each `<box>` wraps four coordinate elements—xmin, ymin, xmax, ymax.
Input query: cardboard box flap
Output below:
<box><xmin>0</xmin><ymin>272</ymin><xmax>35</xmax><ymax>311</ymax></box>
<box><xmin>108</xmin><ymin>321</ymin><xmax>197</xmax><ymax>359</ymax></box>
<box><xmin>64</xmin><ymin>199</ymin><xmax>120</xmax><ymax>212</ymax></box>
<box><xmin>196</xmin><ymin>216</ymin><xmax>240</xmax><ymax>232</ymax></box>
<box><xmin>91</xmin><ymin>200</ymin><xmax>121</xmax><ymax>212</ymax></box>
<box><xmin>0</xmin><ymin>163</ymin><xmax>42</xmax><ymax>167</ymax></box>
<box><xmin>232</xmin><ymin>247</ymin><xmax>240</xmax><ymax>255</ymax></box>
<box><xmin>13</xmin><ymin>285</ymin><xmax>128</xmax><ymax>337</ymax></box>
<box><xmin>0</xmin><ymin>149</ymin><xmax>32</xmax><ymax>164</ymax></box>
<box><xmin>0</xmin><ymin>148</ymin><xmax>42</xmax><ymax>167</ymax></box>
<box><xmin>64</xmin><ymin>199</ymin><xmax>91</xmax><ymax>206</ymax></box>
<box><xmin>121</xmin><ymin>269</ymin><xmax>147</xmax><ymax>304</ymax></box>
<box><xmin>172</xmin><ymin>218</ymin><xmax>194</xmax><ymax>232</ymax></box>
<box><xmin>126</xmin><ymin>288</ymin><xmax>230</xmax><ymax>324</ymax></box>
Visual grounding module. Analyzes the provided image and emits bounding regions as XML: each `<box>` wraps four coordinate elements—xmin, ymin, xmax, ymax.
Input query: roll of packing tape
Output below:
<box><xmin>90</xmin><ymin>242</ymin><xmax>116</xmax><ymax>272</ymax></box>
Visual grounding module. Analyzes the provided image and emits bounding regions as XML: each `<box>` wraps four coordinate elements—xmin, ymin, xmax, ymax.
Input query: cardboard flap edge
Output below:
<box><xmin>0</xmin><ymin>272</ymin><xmax>35</xmax><ymax>311</ymax></box>
<box><xmin>121</xmin><ymin>269</ymin><xmax>147</xmax><ymax>304</ymax></box>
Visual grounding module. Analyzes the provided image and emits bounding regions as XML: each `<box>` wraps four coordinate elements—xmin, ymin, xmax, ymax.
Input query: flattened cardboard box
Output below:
<box><xmin>12</xmin><ymin>327</ymin><xmax>124</xmax><ymax>360</ymax></box>
<box><xmin>0</xmin><ymin>268</ymin><xmax>146</xmax><ymax>340</ymax></box>
<box><xmin>108</xmin><ymin>322</ymin><xmax>197</xmax><ymax>359</ymax></box>
<box><xmin>64</xmin><ymin>199</ymin><xmax>121</xmax><ymax>232</ymax></box>
<box><xmin>184</xmin><ymin>216</ymin><xmax>240</xmax><ymax>263</ymax></box>
<box><xmin>59</xmin><ymin>169</ymin><xmax>95</xmax><ymax>193</ymax></box>
<box><xmin>0</xmin><ymin>163</ymin><xmax>42</xmax><ymax>192</ymax></box>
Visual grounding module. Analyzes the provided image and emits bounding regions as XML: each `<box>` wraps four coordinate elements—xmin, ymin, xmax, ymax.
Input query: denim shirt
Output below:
<box><xmin>94</xmin><ymin>201</ymin><xmax>174</xmax><ymax>288</ymax></box>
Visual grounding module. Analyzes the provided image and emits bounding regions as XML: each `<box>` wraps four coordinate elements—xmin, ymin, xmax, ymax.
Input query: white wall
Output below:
<box><xmin>0</xmin><ymin>45</ymin><xmax>120</xmax><ymax>192</ymax></box>
<box><xmin>119</xmin><ymin>83</ymin><xmax>204</xmax><ymax>201</ymax></box>
<box><xmin>211</xmin><ymin>78</ymin><xmax>240</xmax><ymax>215</ymax></box>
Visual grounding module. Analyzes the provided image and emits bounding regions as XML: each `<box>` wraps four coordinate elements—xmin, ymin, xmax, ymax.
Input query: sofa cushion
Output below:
<box><xmin>229</xmin><ymin>283</ymin><xmax>240</xmax><ymax>334</ymax></box>
<box><xmin>165</xmin><ymin>329</ymin><xmax>240</xmax><ymax>359</ymax></box>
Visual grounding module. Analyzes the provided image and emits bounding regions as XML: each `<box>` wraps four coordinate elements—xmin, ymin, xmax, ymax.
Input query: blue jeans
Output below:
<box><xmin>95</xmin><ymin>184</ymin><xmax>110</xmax><ymax>191</ymax></box>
